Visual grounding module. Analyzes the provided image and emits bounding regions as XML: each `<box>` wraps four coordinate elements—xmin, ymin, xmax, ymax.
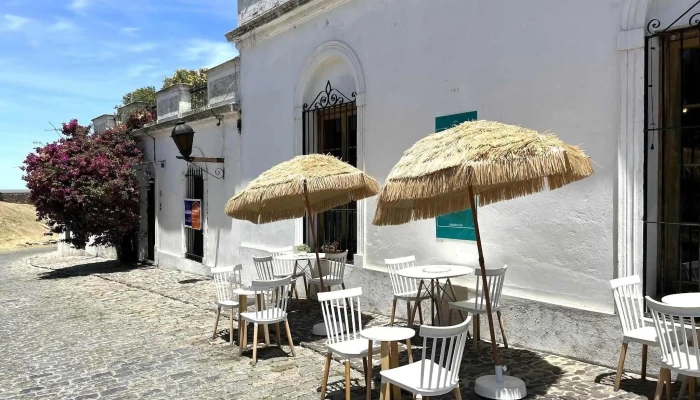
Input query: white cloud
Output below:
<box><xmin>48</xmin><ymin>19</ymin><xmax>77</xmax><ymax>32</ymax></box>
<box><xmin>182</xmin><ymin>39</ymin><xmax>238</xmax><ymax>68</ymax></box>
<box><xmin>70</xmin><ymin>0</ymin><xmax>90</xmax><ymax>11</ymax></box>
<box><xmin>120</xmin><ymin>27</ymin><xmax>139</xmax><ymax>35</ymax></box>
<box><xmin>126</xmin><ymin>63</ymin><xmax>157</xmax><ymax>78</ymax></box>
<box><xmin>125</xmin><ymin>42</ymin><xmax>157</xmax><ymax>53</ymax></box>
<box><xmin>1</xmin><ymin>14</ymin><xmax>31</xmax><ymax>31</ymax></box>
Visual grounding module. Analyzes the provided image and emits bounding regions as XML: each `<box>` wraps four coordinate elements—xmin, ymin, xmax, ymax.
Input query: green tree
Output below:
<box><xmin>162</xmin><ymin>68</ymin><xmax>208</xmax><ymax>89</ymax></box>
<box><xmin>122</xmin><ymin>86</ymin><xmax>156</xmax><ymax>105</ymax></box>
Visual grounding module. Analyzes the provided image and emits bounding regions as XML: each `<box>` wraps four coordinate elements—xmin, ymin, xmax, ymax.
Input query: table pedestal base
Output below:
<box><xmin>474</xmin><ymin>375</ymin><xmax>527</xmax><ymax>399</ymax></box>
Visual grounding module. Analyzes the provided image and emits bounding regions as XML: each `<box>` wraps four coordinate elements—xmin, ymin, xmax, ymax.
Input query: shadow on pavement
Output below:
<box><xmin>595</xmin><ymin>371</ymin><xmax>683</xmax><ymax>399</ymax></box>
<box><xmin>37</xmin><ymin>260</ymin><xmax>149</xmax><ymax>280</ymax></box>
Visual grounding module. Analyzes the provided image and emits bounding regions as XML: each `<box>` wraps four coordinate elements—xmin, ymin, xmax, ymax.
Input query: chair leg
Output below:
<box><xmin>453</xmin><ymin>387</ymin><xmax>462</xmax><ymax>400</ymax></box>
<box><xmin>390</xmin><ymin>299</ymin><xmax>397</xmax><ymax>326</ymax></box>
<box><xmin>641</xmin><ymin>344</ymin><xmax>648</xmax><ymax>381</ymax></box>
<box><xmin>276</xmin><ymin>323</ymin><xmax>282</xmax><ymax>346</ymax></box>
<box><xmin>417</xmin><ymin>300</ymin><xmax>423</xmax><ymax>325</ymax></box>
<box><xmin>321</xmin><ymin>353</ymin><xmax>331</xmax><ymax>399</ymax></box>
<box><xmin>406</xmin><ymin>302</ymin><xmax>412</xmax><ymax>327</ymax></box>
<box><xmin>345</xmin><ymin>360</ymin><xmax>351</xmax><ymax>400</ymax></box>
<box><xmin>665</xmin><ymin>368</ymin><xmax>672</xmax><ymax>400</ymax></box>
<box><xmin>690</xmin><ymin>376</ymin><xmax>697</xmax><ymax>400</ymax></box>
<box><xmin>229</xmin><ymin>308</ymin><xmax>236</xmax><ymax>346</ymax></box>
<box><xmin>497</xmin><ymin>310</ymin><xmax>508</xmax><ymax>349</ymax></box>
<box><xmin>239</xmin><ymin>321</ymin><xmax>247</xmax><ymax>356</ymax></box>
<box><xmin>614</xmin><ymin>342</ymin><xmax>628</xmax><ymax>391</ymax></box>
<box><xmin>473</xmin><ymin>315</ymin><xmax>479</xmax><ymax>351</ymax></box>
<box><xmin>212</xmin><ymin>306</ymin><xmax>221</xmax><ymax>340</ymax></box>
<box><xmin>679</xmin><ymin>376</ymin><xmax>688</xmax><ymax>400</ymax></box>
<box><xmin>653</xmin><ymin>368</ymin><xmax>666</xmax><ymax>400</ymax></box>
<box><xmin>285</xmin><ymin>320</ymin><xmax>296</xmax><ymax>356</ymax></box>
<box><xmin>252</xmin><ymin>323</ymin><xmax>259</xmax><ymax>365</ymax></box>
<box><xmin>264</xmin><ymin>324</ymin><xmax>270</xmax><ymax>346</ymax></box>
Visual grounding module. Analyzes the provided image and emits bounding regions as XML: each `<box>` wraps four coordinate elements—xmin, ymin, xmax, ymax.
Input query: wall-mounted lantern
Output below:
<box><xmin>171</xmin><ymin>121</ymin><xmax>225</xmax><ymax>179</ymax></box>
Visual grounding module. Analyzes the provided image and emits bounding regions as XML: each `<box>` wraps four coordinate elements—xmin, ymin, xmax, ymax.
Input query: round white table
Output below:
<box><xmin>274</xmin><ymin>252</ymin><xmax>333</xmax><ymax>336</ymax></box>
<box><xmin>661</xmin><ymin>292</ymin><xmax>700</xmax><ymax>306</ymax></box>
<box><xmin>361</xmin><ymin>326</ymin><xmax>415</xmax><ymax>400</ymax></box>
<box><xmin>396</xmin><ymin>265</ymin><xmax>475</xmax><ymax>326</ymax></box>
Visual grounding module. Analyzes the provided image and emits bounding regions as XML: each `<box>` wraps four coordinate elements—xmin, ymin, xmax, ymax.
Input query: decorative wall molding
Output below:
<box><xmin>230</xmin><ymin>0</ymin><xmax>351</xmax><ymax>50</ymax></box>
<box><xmin>617</xmin><ymin>0</ymin><xmax>652</xmax><ymax>279</ymax></box>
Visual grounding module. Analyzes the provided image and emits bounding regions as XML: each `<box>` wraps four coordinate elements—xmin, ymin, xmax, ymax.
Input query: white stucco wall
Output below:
<box><xmin>236</xmin><ymin>0</ymin><xmax>622</xmax><ymax>313</ymax></box>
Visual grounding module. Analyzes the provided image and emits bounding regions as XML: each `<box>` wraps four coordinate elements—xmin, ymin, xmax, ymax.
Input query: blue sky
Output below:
<box><xmin>0</xmin><ymin>0</ymin><xmax>238</xmax><ymax>189</ymax></box>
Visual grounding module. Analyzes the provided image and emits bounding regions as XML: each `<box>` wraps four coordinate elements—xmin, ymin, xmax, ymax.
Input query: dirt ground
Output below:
<box><xmin>0</xmin><ymin>201</ymin><xmax>57</xmax><ymax>252</ymax></box>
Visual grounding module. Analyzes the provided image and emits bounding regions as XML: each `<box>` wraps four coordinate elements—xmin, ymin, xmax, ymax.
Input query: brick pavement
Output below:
<box><xmin>0</xmin><ymin>253</ymin><xmax>687</xmax><ymax>399</ymax></box>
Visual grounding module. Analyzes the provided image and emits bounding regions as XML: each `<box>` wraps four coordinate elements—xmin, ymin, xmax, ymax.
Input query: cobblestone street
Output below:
<box><xmin>0</xmin><ymin>252</ymin><xmax>685</xmax><ymax>399</ymax></box>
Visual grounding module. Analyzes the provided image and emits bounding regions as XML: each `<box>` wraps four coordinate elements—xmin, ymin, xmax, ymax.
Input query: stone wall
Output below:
<box><xmin>0</xmin><ymin>191</ymin><xmax>31</xmax><ymax>204</ymax></box>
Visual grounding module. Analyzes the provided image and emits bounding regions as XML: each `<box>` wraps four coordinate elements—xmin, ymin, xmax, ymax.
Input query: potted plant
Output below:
<box><xmin>296</xmin><ymin>243</ymin><xmax>311</xmax><ymax>254</ymax></box>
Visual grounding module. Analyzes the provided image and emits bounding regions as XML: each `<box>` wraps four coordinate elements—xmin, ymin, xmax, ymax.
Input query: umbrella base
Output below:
<box><xmin>311</xmin><ymin>322</ymin><xmax>346</xmax><ymax>336</ymax></box>
<box><xmin>474</xmin><ymin>375</ymin><xmax>527</xmax><ymax>399</ymax></box>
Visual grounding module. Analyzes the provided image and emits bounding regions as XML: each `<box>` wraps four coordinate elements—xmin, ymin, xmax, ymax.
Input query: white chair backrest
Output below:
<box><xmin>324</xmin><ymin>251</ymin><xmax>348</xmax><ymax>279</ymax></box>
<box><xmin>647</xmin><ymin>296</ymin><xmax>700</xmax><ymax>372</ymax></box>
<box><xmin>385</xmin><ymin>256</ymin><xmax>418</xmax><ymax>296</ymax></box>
<box><xmin>250</xmin><ymin>276</ymin><xmax>292</xmax><ymax>321</ymax></box>
<box><xmin>418</xmin><ymin>317</ymin><xmax>471</xmax><ymax>391</ymax></box>
<box><xmin>253</xmin><ymin>256</ymin><xmax>276</xmax><ymax>281</ymax></box>
<box><xmin>610</xmin><ymin>275</ymin><xmax>645</xmax><ymax>334</ymax></box>
<box><xmin>318</xmin><ymin>287</ymin><xmax>363</xmax><ymax>346</ymax></box>
<box><xmin>473</xmin><ymin>265</ymin><xmax>507</xmax><ymax>309</ymax></box>
<box><xmin>271</xmin><ymin>246</ymin><xmax>295</xmax><ymax>276</ymax></box>
<box><xmin>212</xmin><ymin>264</ymin><xmax>243</xmax><ymax>303</ymax></box>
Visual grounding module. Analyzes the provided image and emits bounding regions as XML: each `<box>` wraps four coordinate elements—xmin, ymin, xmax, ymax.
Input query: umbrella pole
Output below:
<box><xmin>303</xmin><ymin>181</ymin><xmax>325</xmax><ymax>291</ymax></box>
<box><xmin>468</xmin><ymin>186</ymin><xmax>500</xmax><ymax>366</ymax></box>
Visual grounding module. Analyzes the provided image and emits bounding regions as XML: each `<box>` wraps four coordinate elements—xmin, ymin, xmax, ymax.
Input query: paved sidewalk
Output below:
<box><xmin>1</xmin><ymin>253</ymin><xmax>681</xmax><ymax>399</ymax></box>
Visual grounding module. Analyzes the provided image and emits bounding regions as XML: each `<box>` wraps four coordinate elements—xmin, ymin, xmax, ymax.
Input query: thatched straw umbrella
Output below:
<box><xmin>225</xmin><ymin>154</ymin><xmax>379</xmax><ymax>289</ymax></box>
<box><xmin>373</xmin><ymin>120</ymin><xmax>593</xmax><ymax>398</ymax></box>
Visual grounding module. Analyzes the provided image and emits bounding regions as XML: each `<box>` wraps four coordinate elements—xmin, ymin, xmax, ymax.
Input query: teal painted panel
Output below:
<box><xmin>435</xmin><ymin>111</ymin><xmax>477</xmax><ymax>132</ymax></box>
<box><xmin>435</xmin><ymin>111</ymin><xmax>477</xmax><ymax>241</ymax></box>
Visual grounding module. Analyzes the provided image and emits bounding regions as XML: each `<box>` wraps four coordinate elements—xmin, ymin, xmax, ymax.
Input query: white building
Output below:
<box><xmin>198</xmin><ymin>0</ymin><xmax>700</xmax><ymax>369</ymax></box>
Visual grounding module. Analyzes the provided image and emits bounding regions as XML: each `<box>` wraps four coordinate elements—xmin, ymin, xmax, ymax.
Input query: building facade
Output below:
<box><xmin>214</xmin><ymin>0</ymin><xmax>700</xmax><ymax>369</ymax></box>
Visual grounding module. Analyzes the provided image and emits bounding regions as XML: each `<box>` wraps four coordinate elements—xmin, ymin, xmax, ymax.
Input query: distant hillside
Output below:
<box><xmin>0</xmin><ymin>201</ymin><xmax>57</xmax><ymax>252</ymax></box>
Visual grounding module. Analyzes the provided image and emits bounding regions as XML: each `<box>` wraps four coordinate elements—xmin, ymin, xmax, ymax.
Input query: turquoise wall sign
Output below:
<box><xmin>435</xmin><ymin>111</ymin><xmax>477</xmax><ymax>241</ymax></box>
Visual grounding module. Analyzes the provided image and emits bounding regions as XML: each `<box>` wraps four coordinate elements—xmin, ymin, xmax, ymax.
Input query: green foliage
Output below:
<box><xmin>162</xmin><ymin>68</ymin><xmax>208</xmax><ymax>89</ymax></box>
<box><xmin>296</xmin><ymin>244</ymin><xmax>311</xmax><ymax>253</ymax></box>
<box><xmin>122</xmin><ymin>86</ymin><xmax>156</xmax><ymax>106</ymax></box>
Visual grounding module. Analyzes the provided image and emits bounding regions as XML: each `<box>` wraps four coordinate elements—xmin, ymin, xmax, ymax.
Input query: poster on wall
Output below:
<box><xmin>184</xmin><ymin>199</ymin><xmax>202</xmax><ymax>230</ymax></box>
<box><xmin>435</xmin><ymin>111</ymin><xmax>477</xmax><ymax>241</ymax></box>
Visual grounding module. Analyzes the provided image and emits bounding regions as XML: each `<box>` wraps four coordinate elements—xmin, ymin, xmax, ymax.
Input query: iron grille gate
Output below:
<box><xmin>185</xmin><ymin>166</ymin><xmax>204</xmax><ymax>262</ymax></box>
<box><xmin>302</xmin><ymin>81</ymin><xmax>358</xmax><ymax>261</ymax></box>
<box><xmin>645</xmin><ymin>4</ymin><xmax>700</xmax><ymax>297</ymax></box>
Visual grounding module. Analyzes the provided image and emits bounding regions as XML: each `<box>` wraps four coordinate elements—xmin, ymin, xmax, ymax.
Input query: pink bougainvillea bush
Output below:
<box><xmin>22</xmin><ymin>116</ymin><xmax>152</xmax><ymax>261</ymax></box>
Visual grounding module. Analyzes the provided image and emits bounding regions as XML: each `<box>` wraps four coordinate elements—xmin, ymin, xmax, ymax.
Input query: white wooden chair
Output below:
<box><xmin>318</xmin><ymin>287</ymin><xmax>380</xmax><ymax>399</ymax></box>
<box><xmin>610</xmin><ymin>275</ymin><xmax>657</xmax><ymax>391</ymax></box>
<box><xmin>646</xmin><ymin>296</ymin><xmax>700</xmax><ymax>400</ymax></box>
<box><xmin>307</xmin><ymin>251</ymin><xmax>348</xmax><ymax>305</ymax></box>
<box><xmin>212</xmin><ymin>264</ymin><xmax>244</xmax><ymax>346</ymax></box>
<box><xmin>385</xmin><ymin>256</ymin><xmax>429</xmax><ymax>326</ymax></box>
<box><xmin>380</xmin><ymin>317</ymin><xmax>471</xmax><ymax>399</ymax></box>
<box><xmin>448</xmin><ymin>265</ymin><xmax>508</xmax><ymax>350</ymax></box>
<box><xmin>271</xmin><ymin>246</ymin><xmax>302</xmax><ymax>300</ymax></box>
<box><xmin>253</xmin><ymin>255</ymin><xmax>276</xmax><ymax>281</ymax></box>
<box><xmin>239</xmin><ymin>275</ymin><xmax>295</xmax><ymax>365</ymax></box>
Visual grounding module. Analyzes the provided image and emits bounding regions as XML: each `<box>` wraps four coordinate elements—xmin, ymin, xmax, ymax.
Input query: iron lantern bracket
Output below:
<box><xmin>176</xmin><ymin>156</ymin><xmax>225</xmax><ymax>179</ymax></box>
